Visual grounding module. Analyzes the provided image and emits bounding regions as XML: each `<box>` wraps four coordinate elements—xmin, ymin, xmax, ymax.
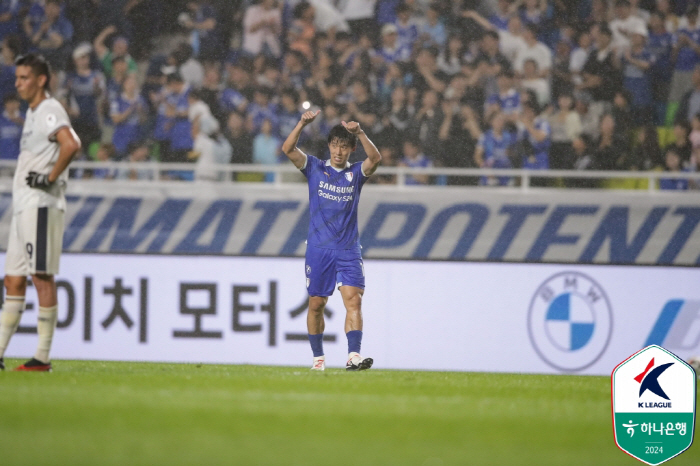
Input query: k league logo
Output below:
<box><xmin>612</xmin><ymin>345</ymin><xmax>696</xmax><ymax>465</ymax></box>
<box><xmin>528</xmin><ymin>272</ymin><xmax>613</xmax><ymax>372</ymax></box>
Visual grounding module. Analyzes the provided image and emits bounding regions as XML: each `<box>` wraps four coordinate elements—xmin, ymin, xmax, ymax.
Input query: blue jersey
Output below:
<box><xmin>301</xmin><ymin>155</ymin><xmax>368</xmax><ymax>250</ymax></box>
<box><xmin>110</xmin><ymin>93</ymin><xmax>145</xmax><ymax>155</ymax></box>
<box><xmin>219</xmin><ymin>87</ymin><xmax>247</xmax><ymax>113</ymax></box>
<box><xmin>673</xmin><ymin>28</ymin><xmax>700</xmax><ymax>71</ymax></box>
<box><xmin>67</xmin><ymin>71</ymin><xmax>103</xmax><ymax>125</ymax></box>
<box><xmin>486</xmin><ymin>89</ymin><xmax>521</xmax><ymax>115</ymax></box>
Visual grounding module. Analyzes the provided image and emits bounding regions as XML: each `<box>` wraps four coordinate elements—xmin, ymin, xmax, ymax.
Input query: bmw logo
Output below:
<box><xmin>528</xmin><ymin>272</ymin><xmax>613</xmax><ymax>372</ymax></box>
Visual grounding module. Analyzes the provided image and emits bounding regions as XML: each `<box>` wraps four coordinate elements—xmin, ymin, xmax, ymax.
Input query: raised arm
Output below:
<box><xmin>342</xmin><ymin>121</ymin><xmax>381</xmax><ymax>176</ymax></box>
<box><xmin>282</xmin><ymin>110</ymin><xmax>319</xmax><ymax>169</ymax></box>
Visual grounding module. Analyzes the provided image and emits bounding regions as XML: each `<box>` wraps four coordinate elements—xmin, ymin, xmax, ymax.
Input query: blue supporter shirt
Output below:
<box><xmin>659</xmin><ymin>172</ymin><xmax>689</xmax><ymax>190</ymax></box>
<box><xmin>486</xmin><ymin>89</ymin><xmax>521</xmax><ymax>115</ymax></box>
<box><xmin>247</xmin><ymin>101</ymin><xmax>279</xmax><ymax>135</ymax></box>
<box><xmin>477</xmin><ymin>129</ymin><xmax>516</xmax><ymax>185</ymax></box>
<box><xmin>0</xmin><ymin>111</ymin><xmax>21</xmax><ymax>160</ymax></box>
<box><xmin>0</xmin><ymin>0</ymin><xmax>19</xmax><ymax>41</ymax></box>
<box><xmin>648</xmin><ymin>31</ymin><xmax>673</xmax><ymax>78</ymax></box>
<box><xmin>395</xmin><ymin>20</ymin><xmax>419</xmax><ymax>51</ymax></box>
<box><xmin>67</xmin><ymin>71</ymin><xmax>103</xmax><ymax>126</ymax></box>
<box><xmin>169</xmin><ymin>89</ymin><xmax>193</xmax><ymax>151</ymax></box>
<box><xmin>519</xmin><ymin>118</ymin><xmax>551</xmax><ymax>170</ymax></box>
<box><xmin>301</xmin><ymin>155</ymin><xmax>368</xmax><ymax>250</ymax></box>
<box><xmin>219</xmin><ymin>87</ymin><xmax>247</xmax><ymax>114</ymax></box>
<box><xmin>622</xmin><ymin>49</ymin><xmax>653</xmax><ymax>107</ymax></box>
<box><xmin>110</xmin><ymin>93</ymin><xmax>145</xmax><ymax>155</ymax></box>
<box><xmin>673</xmin><ymin>28</ymin><xmax>700</xmax><ymax>71</ymax></box>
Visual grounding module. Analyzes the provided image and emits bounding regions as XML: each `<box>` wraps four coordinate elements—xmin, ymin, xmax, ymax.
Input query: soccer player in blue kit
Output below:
<box><xmin>282</xmin><ymin>110</ymin><xmax>381</xmax><ymax>371</ymax></box>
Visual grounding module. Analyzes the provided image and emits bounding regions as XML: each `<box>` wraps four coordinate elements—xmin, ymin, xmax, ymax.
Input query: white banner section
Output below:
<box><xmin>2</xmin><ymin>253</ymin><xmax>698</xmax><ymax>375</ymax></box>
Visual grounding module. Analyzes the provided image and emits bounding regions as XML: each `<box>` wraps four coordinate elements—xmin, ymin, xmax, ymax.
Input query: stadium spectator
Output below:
<box><xmin>474</xmin><ymin>29</ymin><xmax>511</xmax><ymax>96</ymax></box>
<box><xmin>418</xmin><ymin>3</ymin><xmax>446</xmax><ymax>48</ymax></box>
<box><xmin>288</xmin><ymin>1</ymin><xmax>315</xmax><ymax>60</ymax></box>
<box><xmin>490</xmin><ymin>0</ymin><xmax>514</xmax><ymax>31</ymax></box>
<box><xmin>0</xmin><ymin>0</ymin><xmax>19</xmax><ymax>43</ymax></box>
<box><xmin>0</xmin><ymin>35</ymin><xmax>20</xmax><ymax>103</ymax></box>
<box><xmin>569</xmin><ymin>30</ymin><xmax>592</xmax><ymax>88</ymax></box>
<box><xmin>438</xmin><ymin>101</ymin><xmax>481</xmax><ymax>172</ymax></box>
<box><xmin>117</xmin><ymin>141</ymin><xmax>154</xmax><ymax>181</ymax></box>
<box><xmin>437</xmin><ymin>34</ymin><xmax>466</xmax><ymax>75</ymax></box>
<box><xmin>548</xmin><ymin>93</ymin><xmax>582</xmax><ymax>169</ymax></box>
<box><xmin>486</xmin><ymin>69</ymin><xmax>521</xmax><ymax>120</ymax></box>
<box><xmin>174</xmin><ymin>43</ymin><xmax>205</xmax><ymax>89</ymax></box>
<box><xmin>93</xmin><ymin>25</ymin><xmax>137</xmax><ymax>78</ymax></box>
<box><xmin>667</xmin><ymin>119</ymin><xmax>692</xmax><ymax>165</ymax></box>
<box><xmin>110</xmin><ymin>73</ymin><xmax>147</xmax><ymax>159</ymax></box>
<box><xmin>631</xmin><ymin>124</ymin><xmax>664</xmax><ymax>170</ymax></box>
<box><xmin>180</xmin><ymin>1</ymin><xmax>220</xmax><ymax>61</ymax></box>
<box><xmin>659</xmin><ymin>148</ymin><xmax>689</xmax><ymax>189</ymax></box>
<box><xmin>26</xmin><ymin>0</ymin><xmax>73</xmax><ymax>69</ymax></box>
<box><xmin>521</xmin><ymin>58</ymin><xmax>550</xmax><ymax>106</ymax></box>
<box><xmin>409</xmin><ymin>88</ymin><xmax>443</xmax><ymax>155</ymax></box>
<box><xmin>242</xmin><ymin>0</ymin><xmax>282</xmax><ymax>58</ymax></box>
<box><xmin>0</xmin><ymin>93</ymin><xmax>22</xmax><ymax>160</ymax></box>
<box><xmin>669</xmin><ymin>6</ymin><xmax>700</xmax><ymax>104</ymax></box>
<box><xmin>514</xmin><ymin>24</ymin><xmax>551</xmax><ymax>77</ymax></box>
<box><xmin>579</xmin><ymin>24</ymin><xmax>621</xmax><ymax>102</ymax></box>
<box><xmin>247</xmin><ymin>85</ymin><xmax>278</xmax><ymax>135</ymax></box>
<box><xmin>499</xmin><ymin>16</ymin><xmax>527</xmax><ymax>64</ymax></box>
<box><xmin>620</xmin><ymin>25</ymin><xmax>653</xmax><ymax>123</ymax></box>
<box><xmin>517</xmin><ymin>100</ymin><xmax>551</xmax><ymax>171</ymax></box>
<box><xmin>565</xmin><ymin>134</ymin><xmax>597</xmax><ymax>188</ymax></box>
<box><xmin>154</xmin><ymin>73</ymin><xmax>193</xmax><ymax>167</ymax></box>
<box><xmin>518</xmin><ymin>0</ymin><xmax>548</xmax><ymax>29</ymax></box>
<box><xmin>90</xmin><ymin>143</ymin><xmax>117</xmax><ymax>180</ymax></box>
<box><xmin>66</xmin><ymin>43</ymin><xmax>105</xmax><ymax>149</ymax></box>
<box><xmin>394</xmin><ymin>2</ymin><xmax>419</xmax><ymax>52</ymax></box>
<box><xmin>610</xmin><ymin>0</ymin><xmax>648</xmax><ymax>51</ymax></box>
<box><xmin>676</xmin><ymin>64</ymin><xmax>700</xmax><ymax>124</ymax></box>
<box><xmin>278</xmin><ymin>88</ymin><xmax>303</xmax><ymax>144</ymax></box>
<box><xmin>399</xmin><ymin>137</ymin><xmax>432</xmax><ymax>185</ymax></box>
<box><xmin>474</xmin><ymin>111</ymin><xmax>516</xmax><ymax>186</ymax></box>
<box><xmin>252</xmin><ymin>117</ymin><xmax>281</xmax><ymax>181</ymax></box>
<box><xmin>376</xmin><ymin>23</ymin><xmax>411</xmax><ymax>65</ymax></box>
<box><xmin>647</xmin><ymin>10</ymin><xmax>672</xmax><ymax>119</ymax></box>
<box><xmin>226</xmin><ymin>111</ymin><xmax>253</xmax><ymax>165</ymax></box>
<box><xmin>593</xmin><ymin>113</ymin><xmax>629</xmax><ymax>170</ymax></box>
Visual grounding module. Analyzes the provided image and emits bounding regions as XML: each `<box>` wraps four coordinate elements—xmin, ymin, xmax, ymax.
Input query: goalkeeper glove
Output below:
<box><xmin>25</xmin><ymin>171</ymin><xmax>52</xmax><ymax>188</ymax></box>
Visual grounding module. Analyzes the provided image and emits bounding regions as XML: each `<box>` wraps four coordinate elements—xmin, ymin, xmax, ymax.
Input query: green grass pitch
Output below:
<box><xmin>0</xmin><ymin>360</ymin><xmax>697</xmax><ymax>466</ymax></box>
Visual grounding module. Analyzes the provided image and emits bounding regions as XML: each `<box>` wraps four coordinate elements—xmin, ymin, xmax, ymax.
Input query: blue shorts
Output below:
<box><xmin>305</xmin><ymin>244</ymin><xmax>365</xmax><ymax>297</ymax></box>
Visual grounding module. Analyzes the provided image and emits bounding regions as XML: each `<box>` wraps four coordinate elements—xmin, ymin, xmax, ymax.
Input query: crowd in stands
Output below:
<box><xmin>0</xmin><ymin>0</ymin><xmax>698</xmax><ymax>188</ymax></box>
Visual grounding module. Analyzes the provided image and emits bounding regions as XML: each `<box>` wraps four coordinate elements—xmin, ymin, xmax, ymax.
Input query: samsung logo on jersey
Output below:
<box><xmin>318</xmin><ymin>181</ymin><xmax>355</xmax><ymax>194</ymax></box>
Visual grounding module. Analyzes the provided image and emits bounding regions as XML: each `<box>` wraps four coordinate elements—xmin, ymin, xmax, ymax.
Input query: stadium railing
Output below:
<box><xmin>0</xmin><ymin>160</ymin><xmax>697</xmax><ymax>192</ymax></box>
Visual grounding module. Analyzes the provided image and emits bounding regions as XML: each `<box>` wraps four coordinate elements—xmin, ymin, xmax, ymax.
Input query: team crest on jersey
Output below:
<box><xmin>46</xmin><ymin>114</ymin><xmax>57</xmax><ymax>128</ymax></box>
<box><xmin>345</xmin><ymin>172</ymin><xmax>353</xmax><ymax>182</ymax></box>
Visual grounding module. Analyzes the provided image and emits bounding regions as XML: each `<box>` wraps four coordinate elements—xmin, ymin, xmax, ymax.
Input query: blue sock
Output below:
<box><xmin>346</xmin><ymin>330</ymin><xmax>362</xmax><ymax>354</ymax></box>
<box><xmin>308</xmin><ymin>334</ymin><xmax>324</xmax><ymax>357</ymax></box>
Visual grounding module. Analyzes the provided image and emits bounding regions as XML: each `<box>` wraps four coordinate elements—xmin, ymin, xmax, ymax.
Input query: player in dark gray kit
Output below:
<box><xmin>282</xmin><ymin>110</ymin><xmax>381</xmax><ymax>371</ymax></box>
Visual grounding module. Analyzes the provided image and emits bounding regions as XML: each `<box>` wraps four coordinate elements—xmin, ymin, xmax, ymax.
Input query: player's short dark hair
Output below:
<box><xmin>15</xmin><ymin>53</ymin><xmax>51</xmax><ymax>90</ymax></box>
<box><xmin>327</xmin><ymin>124</ymin><xmax>357</xmax><ymax>148</ymax></box>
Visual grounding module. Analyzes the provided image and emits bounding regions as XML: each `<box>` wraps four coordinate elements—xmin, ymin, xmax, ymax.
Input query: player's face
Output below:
<box><xmin>15</xmin><ymin>65</ymin><xmax>45</xmax><ymax>102</ymax></box>
<box><xmin>328</xmin><ymin>139</ymin><xmax>354</xmax><ymax>168</ymax></box>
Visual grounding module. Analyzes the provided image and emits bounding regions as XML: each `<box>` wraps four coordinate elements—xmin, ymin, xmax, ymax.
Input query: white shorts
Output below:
<box><xmin>5</xmin><ymin>207</ymin><xmax>65</xmax><ymax>276</ymax></box>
